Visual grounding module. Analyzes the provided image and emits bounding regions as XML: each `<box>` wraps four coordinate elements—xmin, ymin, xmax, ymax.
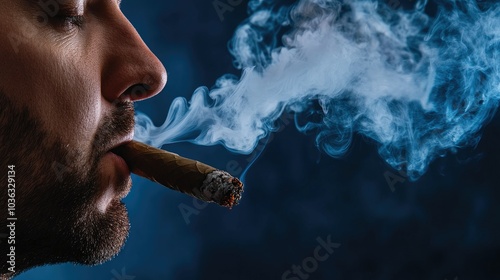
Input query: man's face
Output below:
<box><xmin>0</xmin><ymin>0</ymin><xmax>166</xmax><ymax>275</ymax></box>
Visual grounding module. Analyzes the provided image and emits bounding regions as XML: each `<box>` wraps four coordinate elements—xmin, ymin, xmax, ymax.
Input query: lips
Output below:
<box><xmin>106</xmin><ymin>132</ymin><xmax>135</xmax><ymax>155</ymax></box>
<box><xmin>95</xmin><ymin>134</ymin><xmax>135</xmax><ymax>212</ymax></box>
<box><xmin>108</xmin><ymin>151</ymin><xmax>131</xmax><ymax>194</ymax></box>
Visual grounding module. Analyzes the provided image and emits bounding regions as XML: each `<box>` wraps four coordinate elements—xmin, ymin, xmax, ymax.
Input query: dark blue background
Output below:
<box><xmin>18</xmin><ymin>0</ymin><xmax>500</xmax><ymax>279</ymax></box>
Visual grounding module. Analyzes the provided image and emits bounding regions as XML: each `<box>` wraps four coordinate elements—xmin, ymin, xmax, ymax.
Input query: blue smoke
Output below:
<box><xmin>134</xmin><ymin>0</ymin><xmax>500</xmax><ymax>180</ymax></box>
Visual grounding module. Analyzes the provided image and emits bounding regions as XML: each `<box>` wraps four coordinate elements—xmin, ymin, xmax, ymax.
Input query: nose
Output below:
<box><xmin>101</xmin><ymin>10</ymin><xmax>167</xmax><ymax>103</ymax></box>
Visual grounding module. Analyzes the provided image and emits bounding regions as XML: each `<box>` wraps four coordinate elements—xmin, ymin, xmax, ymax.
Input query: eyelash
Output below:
<box><xmin>53</xmin><ymin>8</ymin><xmax>85</xmax><ymax>29</ymax></box>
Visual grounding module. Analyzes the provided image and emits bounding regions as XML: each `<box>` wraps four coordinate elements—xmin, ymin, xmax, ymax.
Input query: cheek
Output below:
<box><xmin>0</xmin><ymin>34</ymin><xmax>103</xmax><ymax>152</ymax></box>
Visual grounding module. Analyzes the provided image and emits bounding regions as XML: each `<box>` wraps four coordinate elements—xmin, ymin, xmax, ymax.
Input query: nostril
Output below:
<box><xmin>122</xmin><ymin>72</ymin><xmax>165</xmax><ymax>102</ymax></box>
<box><xmin>128</xmin><ymin>83</ymin><xmax>151</xmax><ymax>100</ymax></box>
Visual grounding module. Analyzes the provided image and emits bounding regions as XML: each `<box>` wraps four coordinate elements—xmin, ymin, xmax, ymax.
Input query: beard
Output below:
<box><xmin>0</xmin><ymin>92</ymin><xmax>135</xmax><ymax>275</ymax></box>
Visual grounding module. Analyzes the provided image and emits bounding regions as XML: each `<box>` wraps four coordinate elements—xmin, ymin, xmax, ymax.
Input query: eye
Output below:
<box><xmin>26</xmin><ymin>0</ymin><xmax>84</xmax><ymax>30</ymax></box>
<box><xmin>54</xmin><ymin>14</ymin><xmax>85</xmax><ymax>28</ymax></box>
<box><xmin>51</xmin><ymin>4</ymin><xmax>85</xmax><ymax>30</ymax></box>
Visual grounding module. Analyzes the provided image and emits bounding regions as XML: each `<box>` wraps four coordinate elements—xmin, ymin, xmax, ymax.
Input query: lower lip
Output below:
<box><xmin>107</xmin><ymin>151</ymin><xmax>130</xmax><ymax>175</ymax></box>
<box><xmin>101</xmin><ymin>151</ymin><xmax>131</xmax><ymax>199</ymax></box>
<box><xmin>95</xmin><ymin>152</ymin><xmax>131</xmax><ymax>212</ymax></box>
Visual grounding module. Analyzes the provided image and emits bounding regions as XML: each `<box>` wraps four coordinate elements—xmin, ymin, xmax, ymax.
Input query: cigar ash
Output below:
<box><xmin>200</xmin><ymin>170</ymin><xmax>243</xmax><ymax>209</ymax></box>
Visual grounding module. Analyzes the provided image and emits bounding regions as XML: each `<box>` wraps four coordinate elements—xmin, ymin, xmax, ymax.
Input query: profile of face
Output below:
<box><xmin>0</xmin><ymin>0</ymin><xmax>166</xmax><ymax>277</ymax></box>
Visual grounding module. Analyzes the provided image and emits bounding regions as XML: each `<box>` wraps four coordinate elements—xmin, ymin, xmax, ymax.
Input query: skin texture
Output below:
<box><xmin>0</xmin><ymin>0</ymin><xmax>167</xmax><ymax>278</ymax></box>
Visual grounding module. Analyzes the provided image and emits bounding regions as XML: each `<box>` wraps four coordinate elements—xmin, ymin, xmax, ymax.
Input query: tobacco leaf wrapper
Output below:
<box><xmin>113</xmin><ymin>140</ymin><xmax>243</xmax><ymax>208</ymax></box>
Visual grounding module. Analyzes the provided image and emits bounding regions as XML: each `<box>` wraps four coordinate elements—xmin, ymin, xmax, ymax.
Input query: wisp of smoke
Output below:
<box><xmin>135</xmin><ymin>0</ymin><xmax>500</xmax><ymax>180</ymax></box>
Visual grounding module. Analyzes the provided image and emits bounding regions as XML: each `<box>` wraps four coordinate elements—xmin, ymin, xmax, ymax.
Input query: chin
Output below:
<box><xmin>10</xmin><ymin>196</ymin><xmax>131</xmax><ymax>275</ymax></box>
<box><xmin>66</xmin><ymin>154</ymin><xmax>133</xmax><ymax>265</ymax></box>
<box><xmin>72</xmin><ymin>199</ymin><xmax>131</xmax><ymax>265</ymax></box>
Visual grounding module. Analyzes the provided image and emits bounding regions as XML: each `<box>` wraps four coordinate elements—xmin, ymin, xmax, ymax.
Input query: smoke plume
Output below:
<box><xmin>135</xmin><ymin>0</ymin><xmax>500</xmax><ymax>180</ymax></box>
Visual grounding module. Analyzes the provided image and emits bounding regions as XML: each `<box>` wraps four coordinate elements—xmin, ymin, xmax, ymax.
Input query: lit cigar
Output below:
<box><xmin>113</xmin><ymin>140</ymin><xmax>243</xmax><ymax>208</ymax></box>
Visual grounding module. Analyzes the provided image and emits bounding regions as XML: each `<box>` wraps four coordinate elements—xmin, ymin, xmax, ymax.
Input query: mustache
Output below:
<box><xmin>92</xmin><ymin>101</ymin><xmax>135</xmax><ymax>159</ymax></box>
